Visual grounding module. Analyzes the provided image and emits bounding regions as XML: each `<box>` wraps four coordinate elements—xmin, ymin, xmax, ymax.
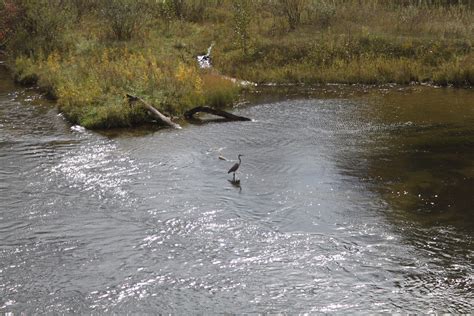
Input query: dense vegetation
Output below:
<box><xmin>0</xmin><ymin>0</ymin><xmax>473</xmax><ymax>129</ymax></box>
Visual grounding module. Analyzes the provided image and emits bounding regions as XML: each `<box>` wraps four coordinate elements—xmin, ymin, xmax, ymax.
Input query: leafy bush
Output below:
<box><xmin>5</xmin><ymin>0</ymin><xmax>74</xmax><ymax>56</ymax></box>
<box><xmin>99</xmin><ymin>0</ymin><xmax>150</xmax><ymax>41</ymax></box>
<box><xmin>158</xmin><ymin>0</ymin><xmax>223</xmax><ymax>22</ymax></box>
<box><xmin>70</xmin><ymin>0</ymin><xmax>100</xmax><ymax>20</ymax></box>
<box><xmin>274</xmin><ymin>0</ymin><xmax>308</xmax><ymax>30</ymax></box>
<box><xmin>13</xmin><ymin>55</ymin><xmax>38</xmax><ymax>84</ymax></box>
<box><xmin>0</xmin><ymin>0</ymin><xmax>20</xmax><ymax>49</ymax></box>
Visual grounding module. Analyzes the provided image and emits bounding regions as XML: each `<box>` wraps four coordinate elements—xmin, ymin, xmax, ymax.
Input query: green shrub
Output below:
<box><xmin>99</xmin><ymin>0</ymin><xmax>150</xmax><ymax>41</ymax></box>
<box><xmin>274</xmin><ymin>0</ymin><xmax>308</xmax><ymax>30</ymax></box>
<box><xmin>79</xmin><ymin>101</ymin><xmax>147</xmax><ymax>129</ymax></box>
<box><xmin>13</xmin><ymin>55</ymin><xmax>38</xmax><ymax>84</ymax></box>
<box><xmin>70</xmin><ymin>0</ymin><xmax>100</xmax><ymax>21</ymax></box>
<box><xmin>0</xmin><ymin>0</ymin><xmax>20</xmax><ymax>49</ymax></box>
<box><xmin>5</xmin><ymin>0</ymin><xmax>73</xmax><ymax>56</ymax></box>
<box><xmin>232</xmin><ymin>0</ymin><xmax>253</xmax><ymax>55</ymax></box>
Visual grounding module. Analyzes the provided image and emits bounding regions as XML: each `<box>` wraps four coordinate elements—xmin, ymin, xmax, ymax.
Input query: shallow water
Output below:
<box><xmin>1</xmin><ymin>66</ymin><xmax>473</xmax><ymax>313</ymax></box>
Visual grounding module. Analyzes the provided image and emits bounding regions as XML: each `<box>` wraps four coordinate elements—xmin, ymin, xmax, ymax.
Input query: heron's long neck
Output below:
<box><xmin>238</xmin><ymin>156</ymin><xmax>241</xmax><ymax>164</ymax></box>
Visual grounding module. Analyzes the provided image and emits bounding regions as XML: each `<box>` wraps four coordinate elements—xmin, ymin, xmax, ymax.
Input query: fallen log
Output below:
<box><xmin>126</xmin><ymin>94</ymin><xmax>181</xmax><ymax>129</ymax></box>
<box><xmin>184</xmin><ymin>106</ymin><xmax>251</xmax><ymax>122</ymax></box>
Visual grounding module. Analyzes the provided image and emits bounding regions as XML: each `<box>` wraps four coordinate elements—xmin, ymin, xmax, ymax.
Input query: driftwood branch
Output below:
<box><xmin>184</xmin><ymin>106</ymin><xmax>251</xmax><ymax>122</ymax></box>
<box><xmin>126</xmin><ymin>94</ymin><xmax>181</xmax><ymax>129</ymax></box>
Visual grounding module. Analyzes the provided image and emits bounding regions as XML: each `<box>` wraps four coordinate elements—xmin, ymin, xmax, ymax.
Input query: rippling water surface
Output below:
<box><xmin>1</xmin><ymin>66</ymin><xmax>473</xmax><ymax>313</ymax></box>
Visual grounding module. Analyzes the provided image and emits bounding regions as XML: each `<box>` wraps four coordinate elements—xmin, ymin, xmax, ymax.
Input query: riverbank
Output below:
<box><xmin>1</xmin><ymin>1</ymin><xmax>473</xmax><ymax>129</ymax></box>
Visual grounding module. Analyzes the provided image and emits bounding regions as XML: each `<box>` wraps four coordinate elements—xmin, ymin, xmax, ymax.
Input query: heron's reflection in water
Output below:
<box><xmin>228</xmin><ymin>179</ymin><xmax>242</xmax><ymax>192</ymax></box>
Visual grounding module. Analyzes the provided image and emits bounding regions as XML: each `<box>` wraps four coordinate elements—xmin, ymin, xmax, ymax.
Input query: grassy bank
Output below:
<box><xmin>1</xmin><ymin>0</ymin><xmax>473</xmax><ymax>129</ymax></box>
<box><xmin>0</xmin><ymin>0</ymin><xmax>241</xmax><ymax>128</ymax></box>
<box><xmin>213</xmin><ymin>0</ymin><xmax>474</xmax><ymax>85</ymax></box>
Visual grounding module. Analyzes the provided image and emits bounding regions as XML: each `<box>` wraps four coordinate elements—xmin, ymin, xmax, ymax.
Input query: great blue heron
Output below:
<box><xmin>228</xmin><ymin>154</ymin><xmax>243</xmax><ymax>182</ymax></box>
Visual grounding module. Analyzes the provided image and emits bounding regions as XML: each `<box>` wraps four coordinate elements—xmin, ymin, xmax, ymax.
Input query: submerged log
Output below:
<box><xmin>126</xmin><ymin>94</ymin><xmax>181</xmax><ymax>129</ymax></box>
<box><xmin>184</xmin><ymin>106</ymin><xmax>251</xmax><ymax>122</ymax></box>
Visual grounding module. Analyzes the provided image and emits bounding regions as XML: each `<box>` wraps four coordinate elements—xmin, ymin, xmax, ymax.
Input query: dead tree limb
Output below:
<box><xmin>184</xmin><ymin>106</ymin><xmax>251</xmax><ymax>121</ymax></box>
<box><xmin>126</xmin><ymin>94</ymin><xmax>181</xmax><ymax>129</ymax></box>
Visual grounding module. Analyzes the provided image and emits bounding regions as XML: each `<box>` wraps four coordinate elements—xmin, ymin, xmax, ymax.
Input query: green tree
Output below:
<box><xmin>232</xmin><ymin>0</ymin><xmax>253</xmax><ymax>55</ymax></box>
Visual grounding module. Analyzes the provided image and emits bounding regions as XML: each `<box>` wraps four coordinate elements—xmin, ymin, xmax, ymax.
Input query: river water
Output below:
<box><xmin>1</xmin><ymin>65</ymin><xmax>473</xmax><ymax>313</ymax></box>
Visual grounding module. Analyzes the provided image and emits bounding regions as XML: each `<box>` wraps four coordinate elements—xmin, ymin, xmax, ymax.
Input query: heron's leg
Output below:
<box><xmin>233</xmin><ymin>173</ymin><xmax>235</xmax><ymax>181</ymax></box>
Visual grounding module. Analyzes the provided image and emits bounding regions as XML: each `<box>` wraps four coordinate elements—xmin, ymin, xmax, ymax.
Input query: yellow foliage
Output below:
<box><xmin>175</xmin><ymin>63</ymin><xmax>203</xmax><ymax>95</ymax></box>
<box><xmin>46</xmin><ymin>51</ymin><xmax>61</xmax><ymax>73</ymax></box>
<box><xmin>175</xmin><ymin>63</ymin><xmax>191</xmax><ymax>82</ymax></box>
